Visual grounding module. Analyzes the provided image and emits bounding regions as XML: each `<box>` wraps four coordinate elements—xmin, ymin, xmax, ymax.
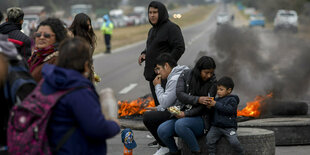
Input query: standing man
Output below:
<box><xmin>0</xmin><ymin>7</ymin><xmax>31</xmax><ymax>60</ymax></box>
<box><xmin>101</xmin><ymin>14</ymin><xmax>114</xmax><ymax>54</ymax></box>
<box><xmin>138</xmin><ymin>1</ymin><xmax>185</xmax><ymax>107</ymax></box>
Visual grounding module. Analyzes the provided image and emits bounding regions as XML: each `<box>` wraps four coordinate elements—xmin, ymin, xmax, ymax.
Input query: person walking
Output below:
<box><xmin>0</xmin><ymin>7</ymin><xmax>31</xmax><ymax>60</ymax></box>
<box><xmin>143</xmin><ymin>53</ymin><xmax>188</xmax><ymax>155</ymax></box>
<box><xmin>69</xmin><ymin>13</ymin><xmax>96</xmax><ymax>55</ymax></box>
<box><xmin>138</xmin><ymin>1</ymin><xmax>185</xmax><ymax>107</ymax></box>
<box><xmin>101</xmin><ymin>14</ymin><xmax>113</xmax><ymax>54</ymax></box>
<box><xmin>69</xmin><ymin>13</ymin><xmax>99</xmax><ymax>83</ymax></box>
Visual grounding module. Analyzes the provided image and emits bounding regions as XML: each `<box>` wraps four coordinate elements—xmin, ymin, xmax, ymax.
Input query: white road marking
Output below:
<box><xmin>119</xmin><ymin>83</ymin><xmax>138</xmax><ymax>94</ymax></box>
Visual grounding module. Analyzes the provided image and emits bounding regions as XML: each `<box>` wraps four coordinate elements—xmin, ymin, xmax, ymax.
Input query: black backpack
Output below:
<box><xmin>0</xmin><ymin>38</ymin><xmax>36</xmax><ymax>146</ymax></box>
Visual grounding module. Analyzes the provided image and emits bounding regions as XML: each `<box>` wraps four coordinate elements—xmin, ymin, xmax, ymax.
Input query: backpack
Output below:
<box><xmin>7</xmin><ymin>80</ymin><xmax>80</xmax><ymax>155</ymax></box>
<box><xmin>0</xmin><ymin>54</ymin><xmax>36</xmax><ymax>147</ymax></box>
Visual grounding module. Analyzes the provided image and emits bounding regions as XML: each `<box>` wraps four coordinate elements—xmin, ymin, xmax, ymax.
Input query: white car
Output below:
<box><xmin>217</xmin><ymin>13</ymin><xmax>230</xmax><ymax>25</ymax></box>
<box><xmin>274</xmin><ymin>10</ymin><xmax>298</xmax><ymax>32</ymax></box>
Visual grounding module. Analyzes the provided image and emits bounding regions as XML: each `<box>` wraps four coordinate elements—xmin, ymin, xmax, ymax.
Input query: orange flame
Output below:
<box><xmin>118</xmin><ymin>96</ymin><xmax>155</xmax><ymax>117</ymax></box>
<box><xmin>237</xmin><ymin>93</ymin><xmax>273</xmax><ymax>118</ymax></box>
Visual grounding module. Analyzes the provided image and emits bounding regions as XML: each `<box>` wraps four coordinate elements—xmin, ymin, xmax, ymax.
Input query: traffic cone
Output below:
<box><xmin>124</xmin><ymin>145</ymin><xmax>133</xmax><ymax>155</ymax></box>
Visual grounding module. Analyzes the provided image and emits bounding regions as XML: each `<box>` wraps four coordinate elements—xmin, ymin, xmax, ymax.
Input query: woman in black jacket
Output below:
<box><xmin>157</xmin><ymin>56</ymin><xmax>217</xmax><ymax>155</ymax></box>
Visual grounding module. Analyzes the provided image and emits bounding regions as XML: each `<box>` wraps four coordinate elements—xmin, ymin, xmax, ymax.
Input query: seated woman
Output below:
<box><xmin>28</xmin><ymin>18</ymin><xmax>68</xmax><ymax>82</ymax></box>
<box><xmin>157</xmin><ymin>56</ymin><xmax>217</xmax><ymax>155</ymax></box>
<box><xmin>44</xmin><ymin>37</ymin><xmax>120</xmax><ymax>154</ymax></box>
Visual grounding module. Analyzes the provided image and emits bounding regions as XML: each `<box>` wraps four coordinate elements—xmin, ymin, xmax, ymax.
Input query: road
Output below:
<box><xmin>92</xmin><ymin>3</ymin><xmax>310</xmax><ymax>155</ymax></box>
<box><xmin>93</xmin><ymin>6</ymin><xmax>220</xmax><ymax>102</ymax></box>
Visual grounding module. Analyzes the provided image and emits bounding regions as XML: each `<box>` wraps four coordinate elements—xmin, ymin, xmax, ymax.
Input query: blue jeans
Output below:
<box><xmin>206</xmin><ymin>126</ymin><xmax>244</xmax><ymax>155</ymax></box>
<box><xmin>157</xmin><ymin>116</ymin><xmax>204</xmax><ymax>152</ymax></box>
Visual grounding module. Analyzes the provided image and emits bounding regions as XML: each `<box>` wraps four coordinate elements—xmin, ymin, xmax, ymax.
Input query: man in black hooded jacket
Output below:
<box><xmin>0</xmin><ymin>7</ymin><xmax>31</xmax><ymax>60</ymax></box>
<box><xmin>138</xmin><ymin>1</ymin><xmax>185</xmax><ymax>107</ymax></box>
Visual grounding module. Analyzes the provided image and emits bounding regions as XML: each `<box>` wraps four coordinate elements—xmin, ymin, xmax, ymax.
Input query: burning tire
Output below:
<box><xmin>238</xmin><ymin>117</ymin><xmax>310</xmax><ymax>145</ymax></box>
<box><xmin>178</xmin><ymin>128</ymin><xmax>275</xmax><ymax>155</ymax></box>
<box><xmin>268</xmin><ymin>101</ymin><xmax>308</xmax><ymax>116</ymax></box>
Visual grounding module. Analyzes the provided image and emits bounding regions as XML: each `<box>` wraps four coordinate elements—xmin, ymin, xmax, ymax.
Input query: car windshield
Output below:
<box><xmin>250</xmin><ymin>14</ymin><xmax>264</xmax><ymax>20</ymax></box>
<box><xmin>280</xmin><ymin>13</ymin><xmax>295</xmax><ymax>17</ymax></box>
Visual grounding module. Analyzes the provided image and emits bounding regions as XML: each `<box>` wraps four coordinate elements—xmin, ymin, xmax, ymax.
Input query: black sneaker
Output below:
<box><xmin>165</xmin><ymin>150</ymin><xmax>181</xmax><ymax>155</ymax></box>
<box><xmin>148</xmin><ymin>140</ymin><xmax>158</xmax><ymax>148</ymax></box>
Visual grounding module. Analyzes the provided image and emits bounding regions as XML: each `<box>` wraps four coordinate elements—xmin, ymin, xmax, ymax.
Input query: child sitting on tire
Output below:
<box><xmin>204</xmin><ymin>76</ymin><xmax>245</xmax><ymax>155</ymax></box>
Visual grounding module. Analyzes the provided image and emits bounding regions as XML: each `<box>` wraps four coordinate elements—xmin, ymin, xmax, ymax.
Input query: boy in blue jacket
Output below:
<box><xmin>205</xmin><ymin>76</ymin><xmax>244</xmax><ymax>155</ymax></box>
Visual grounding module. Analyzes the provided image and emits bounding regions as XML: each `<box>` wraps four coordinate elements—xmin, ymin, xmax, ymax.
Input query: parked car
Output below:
<box><xmin>249</xmin><ymin>13</ymin><xmax>265</xmax><ymax>27</ymax></box>
<box><xmin>274</xmin><ymin>10</ymin><xmax>298</xmax><ymax>33</ymax></box>
<box><xmin>21</xmin><ymin>20</ymin><xmax>30</xmax><ymax>36</ymax></box>
<box><xmin>217</xmin><ymin>13</ymin><xmax>230</xmax><ymax>25</ymax></box>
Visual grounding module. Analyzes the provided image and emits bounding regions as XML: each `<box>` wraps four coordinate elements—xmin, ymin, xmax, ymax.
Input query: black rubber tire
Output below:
<box><xmin>178</xmin><ymin>128</ymin><xmax>275</xmax><ymax>155</ymax></box>
<box><xmin>239</xmin><ymin>117</ymin><xmax>310</xmax><ymax>146</ymax></box>
<box><xmin>268</xmin><ymin>101</ymin><xmax>308</xmax><ymax>116</ymax></box>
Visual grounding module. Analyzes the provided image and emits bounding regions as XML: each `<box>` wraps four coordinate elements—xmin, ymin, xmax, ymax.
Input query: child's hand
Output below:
<box><xmin>206</xmin><ymin>98</ymin><xmax>216</xmax><ymax>107</ymax></box>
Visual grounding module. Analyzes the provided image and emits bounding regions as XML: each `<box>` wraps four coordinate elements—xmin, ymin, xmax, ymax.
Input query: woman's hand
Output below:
<box><xmin>175</xmin><ymin>111</ymin><xmax>185</xmax><ymax>118</ymax></box>
<box><xmin>198</xmin><ymin>96</ymin><xmax>209</xmax><ymax>105</ymax></box>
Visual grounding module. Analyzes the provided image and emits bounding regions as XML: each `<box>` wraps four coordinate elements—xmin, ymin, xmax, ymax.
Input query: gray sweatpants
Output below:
<box><xmin>206</xmin><ymin>126</ymin><xmax>244</xmax><ymax>155</ymax></box>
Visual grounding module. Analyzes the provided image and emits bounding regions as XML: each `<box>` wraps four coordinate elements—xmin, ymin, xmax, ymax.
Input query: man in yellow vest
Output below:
<box><xmin>101</xmin><ymin>14</ymin><xmax>114</xmax><ymax>54</ymax></box>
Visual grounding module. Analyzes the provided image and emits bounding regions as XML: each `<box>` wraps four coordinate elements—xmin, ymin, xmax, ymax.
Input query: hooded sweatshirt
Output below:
<box><xmin>155</xmin><ymin>65</ymin><xmax>189</xmax><ymax>111</ymax></box>
<box><xmin>142</xmin><ymin>1</ymin><xmax>185</xmax><ymax>81</ymax></box>
<box><xmin>0</xmin><ymin>22</ymin><xmax>31</xmax><ymax>60</ymax></box>
<box><xmin>212</xmin><ymin>94</ymin><xmax>240</xmax><ymax>129</ymax></box>
<box><xmin>42</xmin><ymin>64</ymin><xmax>120</xmax><ymax>155</ymax></box>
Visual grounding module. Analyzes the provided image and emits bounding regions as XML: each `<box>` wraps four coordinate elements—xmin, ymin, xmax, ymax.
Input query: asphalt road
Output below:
<box><xmin>92</xmin><ymin>3</ymin><xmax>310</xmax><ymax>155</ymax></box>
<box><xmin>106</xmin><ymin>130</ymin><xmax>310</xmax><ymax>155</ymax></box>
<box><xmin>93</xmin><ymin>6</ymin><xmax>220</xmax><ymax>102</ymax></box>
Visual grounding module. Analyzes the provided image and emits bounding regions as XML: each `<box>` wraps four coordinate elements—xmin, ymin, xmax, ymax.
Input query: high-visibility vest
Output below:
<box><xmin>101</xmin><ymin>22</ymin><xmax>114</xmax><ymax>35</ymax></box>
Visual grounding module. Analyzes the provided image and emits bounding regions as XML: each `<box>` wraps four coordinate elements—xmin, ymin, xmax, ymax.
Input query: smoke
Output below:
<box><xmin>210</xmin><ymin>24</ymin><xmax>310</xmax><ymax>102</ymax></box>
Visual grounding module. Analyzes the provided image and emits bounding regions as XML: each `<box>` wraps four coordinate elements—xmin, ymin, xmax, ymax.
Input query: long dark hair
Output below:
<box><xmin>57</xmin><ymin>37</ymin><xmax>91</xmax><ymax>73</ymax></box>
<box><xmin>190</xmin><ymin>56</ymin><xmax>216</xmax><ymax>96</ymax></box>
<box><xmin>69</xmin><ymin>13</ymin><xmax>96</xmax><ymax>49</ymax></box>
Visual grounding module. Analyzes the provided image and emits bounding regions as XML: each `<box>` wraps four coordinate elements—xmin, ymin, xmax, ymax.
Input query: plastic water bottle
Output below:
<box><xmin>99</xmin><ymin>88</ymin><xmax>118</xmax><ymax>119</ymax></box>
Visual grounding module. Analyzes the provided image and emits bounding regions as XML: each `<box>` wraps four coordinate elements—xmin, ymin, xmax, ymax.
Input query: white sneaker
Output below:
<box><xmin>153</xmin><ymin>147</ymin><xmax>169</xmax><ymax>155</ymax></box>
<box><xmin>146</xmin><ymin>133</ymin><xmax>154</xmax><ymax>139</ymax></box>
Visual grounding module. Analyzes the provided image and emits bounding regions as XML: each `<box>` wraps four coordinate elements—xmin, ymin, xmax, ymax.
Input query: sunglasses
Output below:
<box><xmin>35</xmin><ymin>32</ymin><xmax>55</xmax><ymax>38</ymax></box>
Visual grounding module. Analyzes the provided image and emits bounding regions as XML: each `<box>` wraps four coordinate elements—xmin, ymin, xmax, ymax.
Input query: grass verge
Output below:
<box><xmin>94</xmin><ymin>5</ymin><xmax>215</xmax><ymax>54</ymax></box>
